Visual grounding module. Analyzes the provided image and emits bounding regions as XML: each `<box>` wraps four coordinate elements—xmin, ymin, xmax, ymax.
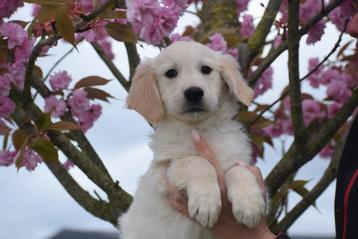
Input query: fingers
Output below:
<box><xmin>191</xmin><ymin>129</ymin><xmax>216</xmax><ymax>164</ymax></box>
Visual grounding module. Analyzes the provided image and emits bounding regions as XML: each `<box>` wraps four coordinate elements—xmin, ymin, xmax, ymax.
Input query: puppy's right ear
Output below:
<box><xmin>126</xmin><ymin>62</ymin><xmax>165</xmax><ymax>124</ymax></box>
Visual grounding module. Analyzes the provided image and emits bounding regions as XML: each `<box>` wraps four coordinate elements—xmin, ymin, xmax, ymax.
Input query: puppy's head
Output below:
<box><xmin>127</xmin><ymin>41</ymin><xmax>254</xmax><ymax>124</ymax></box>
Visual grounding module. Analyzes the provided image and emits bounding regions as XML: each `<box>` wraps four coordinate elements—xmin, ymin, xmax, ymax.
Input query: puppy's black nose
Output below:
<box><xmin>184</xmin><ymin>87</ymin><xmax>204</xmax><ymax>103</ymax></box>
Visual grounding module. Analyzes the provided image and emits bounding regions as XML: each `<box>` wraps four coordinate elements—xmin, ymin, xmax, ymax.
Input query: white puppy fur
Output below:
<box><xmin>119</xmin><ymin>41</ymin><xmax>266</xmax><ymax>239</ymax></box>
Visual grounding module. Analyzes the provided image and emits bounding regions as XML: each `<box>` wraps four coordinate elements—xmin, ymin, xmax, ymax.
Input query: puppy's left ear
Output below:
<box><xmin>220</xmin><ymin>55</ymin><xmax>254</xmax><ymax>106</ymax></box>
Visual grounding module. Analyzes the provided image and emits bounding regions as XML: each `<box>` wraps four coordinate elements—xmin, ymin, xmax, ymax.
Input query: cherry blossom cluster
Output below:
<box><xmin>126</xmin><ymin>0</ymin><xmax>188</xmax><ymax>44</ymax></box>
<box><xmin>261</xmin><ymin>56</ymin><xmax>357</xmax><ymax>158</ymax></box>
<box><xmin>44</xmin><ymin>71</ymin><xmax>103</xmax><ymax>132</ymax></box>
<box><xmin>276</xmin><ymin>0</ymin><xmax>356</xmax><ymax>46</ymax></box>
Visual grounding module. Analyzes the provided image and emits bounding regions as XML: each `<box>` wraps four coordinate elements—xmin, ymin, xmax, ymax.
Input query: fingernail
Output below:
<box><xmin>191</xmin><ymin>129</ymin><xmax>200</xmax><ymax>143</ymax></box>
<box><xmin>237</xmin><ymin>160</ymin><xmax>248</xmax><ymax>167</ymax></box>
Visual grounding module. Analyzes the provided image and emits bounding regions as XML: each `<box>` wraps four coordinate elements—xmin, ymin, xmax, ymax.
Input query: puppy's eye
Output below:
<box><xmin>201</xmin><ymin>66</ymin><xmax>212</xmax><ymax>75</ymax></box>
<box><xmin>165</xmin><ymin>69</ymin><xmax>178</xmax><ymax>78</ymax></box>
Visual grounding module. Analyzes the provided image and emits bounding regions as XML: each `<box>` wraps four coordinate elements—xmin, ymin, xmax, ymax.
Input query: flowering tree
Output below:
<box><xmin>0</xmin><ymin>0</ymin><xmax>357</xmax><ymax>233</ymax></box>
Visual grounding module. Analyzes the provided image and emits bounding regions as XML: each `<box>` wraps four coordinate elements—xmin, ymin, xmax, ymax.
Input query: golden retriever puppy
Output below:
<box><xmin>119</xmin><ymin>41</ymin><xmax>265</xmax><ymax>239</ymax></box>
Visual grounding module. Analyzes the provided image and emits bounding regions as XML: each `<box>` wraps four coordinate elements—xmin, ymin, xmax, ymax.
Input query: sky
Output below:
<box><xmin>0</xmin><ymin>1</ymin><xmax>353</xmax><ymax>238</ymax></box>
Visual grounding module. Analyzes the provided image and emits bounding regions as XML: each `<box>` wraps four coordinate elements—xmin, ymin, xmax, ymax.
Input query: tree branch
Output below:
<box><xmin>124</xmin><ymin>43</ymin><xmax>140</xmax><ymax>81</ymax></box>
<box><xmin>248</xmin><ymin>0</ymin><xmax>346</xmax><ymax>86</ymax></box>
<box><xmin>287</xmin><ymin>0</ymin><xmax>306</xmax><ymax>148</ymax></box>
<box><xmin>242</xmin><ymin>0</ymin><xmax>283</xmax><ymax>72</ymax></box>
<box><xmin>271</xmin><ymin>137</ymin><xmax>343</xmax><ymax>232</ymax></box>
<box><xmin>265</xmin><ymin>89</ymin><xmax>358</xmax><ymax>194</ymax></box>
<box><xmin>91</xmin><ymin>42</ymin><xmax>130</xmax><ymax>91</ymax></box>
<box><xmin>11</xmin><ymin>107</ymin><xmax>122</xmax><ymax>225</ymax></box>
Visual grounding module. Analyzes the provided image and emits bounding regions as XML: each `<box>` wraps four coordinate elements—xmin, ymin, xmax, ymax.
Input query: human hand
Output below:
<box><xmin>167</xmin><ymin>130</ymin><xmax>276</xmax><ymax>239</ymax></box>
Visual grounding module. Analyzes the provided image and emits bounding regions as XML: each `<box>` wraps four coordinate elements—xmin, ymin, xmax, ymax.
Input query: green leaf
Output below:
<box><xmin>74</xmin><ymin>76</ymin><xmax>111</xmax><ymax>89</ymax></box>
<box><xmin>32</xmin><ymin>138</ymin><xmax>58</xmax><ymax>162</ymax></box>
<box><xmin>24</xmin><ymin>0</ymin><xmax>64</xmax><ymax>7</ymax></box>
<box><xmin>12</xmin><ymin>129</ymin><xmax>28</xmax><ymax>151</ymax></box>
<box><xmin>47</xmin><ymin>121</ymin><xmax>80</xmax><ymax>131</ymax></box>
<box><xmin>98</xmin><ymin>8</ymin><xmax>126</xmax><ymax>20</ymax></box>
<box><xmin>38</xmin><ymin>112</ymin><xmax>52</xmax><ymax>131</ymax></box>
<box><xmin>36</xmin><ymin>6</ymin><xmax>57</xmax><ymax>23</ymax></box>
<box><xmin>105</xmin><ymin>22</ymin><xmax>137</xmax><ymax>43</ymax></box>
<box><xmin>55</xmin><ymin>8</ymin><xmax>75</xmax><ymax>46</ymax></box>
<box><xmin>84</xmin><ymin>87</ymin><xmax>114</xmax><ymax>102</ymax></box>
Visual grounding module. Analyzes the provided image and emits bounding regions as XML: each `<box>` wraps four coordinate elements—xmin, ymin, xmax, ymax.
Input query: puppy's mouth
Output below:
<box><xmin>184</xmin><ymin>107</ymin><xmax>206</xmax><ymax>113</ymax></box>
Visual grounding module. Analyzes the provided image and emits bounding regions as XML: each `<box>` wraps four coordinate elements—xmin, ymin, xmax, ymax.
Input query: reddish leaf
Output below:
<box><xmin>12</xmin><ymin>129</ymin><xmax>28</xmax><ymax>151</ymax></box>
<box><xmin>74</xmin><ymin>76</ymin><xmax>111</xmax><ymax>89</ymax></box>
<box><xmin>0</xmin><ymin>124</ymin><xmax>11</xmax><ymax>135</ymax></box>
<box><xmin>106</xmin><ymin>22</ymin><xmax>137</xmax><ymax>43</ymax></box>
<box><xmin>36</xmin><ymin>6</ymin><xmax>57</xmax><ymax>23</ymax></box>
<box><xmin>84</xmin><ymin>87</ymin><xmax>114</xmax><ymax>102</ymax></box>
<box><xmin>55</xmin><ymin>8</ymin><xmax>75</xmax><ymax>46</ymax></box>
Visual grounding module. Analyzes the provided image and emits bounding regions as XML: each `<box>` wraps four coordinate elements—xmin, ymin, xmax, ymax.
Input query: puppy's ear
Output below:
<box><xmin>220</xmin><ymin>55</ymin><xmax>254</xmax><ymax>107</ymax></box>
<box><xmin>126</xmin><ymin>61</ymin><xmax>164</xmax><ymax>124</ymax></box>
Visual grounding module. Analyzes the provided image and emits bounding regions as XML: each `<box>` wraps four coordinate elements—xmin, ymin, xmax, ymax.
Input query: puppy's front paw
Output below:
<box><xmin>229</xmin><ymin>188</ymin><xmax>266</xmax><ymax>228</ymax></box>
<box><xmin>188</xmin><ymin>187</ymin><xmax>222</xmax><ymax>228</ymax></box>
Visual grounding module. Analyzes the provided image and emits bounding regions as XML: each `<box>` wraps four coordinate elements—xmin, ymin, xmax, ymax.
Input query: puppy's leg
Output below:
<box><xmin>225</xmin><ymin>166</ymin><xmax>266</xmax><ymax>228</ymax></box>
<box><xmin>167</xmin><ymin>156</ymin><xmax>221</xmax><ymax>228</ymax></box>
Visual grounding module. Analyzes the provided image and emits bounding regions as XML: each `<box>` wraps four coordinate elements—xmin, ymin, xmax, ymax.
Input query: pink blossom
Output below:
<box><xmin>326</xmin><ymin>81</ymin><xmax>352</xmax><ymax>104</ymax></box>
<box><xmin>78</xmin><ymin>104</ymin><xmax>102</xmax><ymax>132</ymax></box>
<box><xmin>0</xmin><ymin>0</ymin><xmax>23</xmax><ymax>19</ymax></box>
<box><xmin>49</xmin><ymin>71</ymin><xmax>72</xmax><ymax>92</ymax></box>
<box><xmin>63</xmin><ymin>159</ymin><xmax>75</xmax><ymax>170</ymax></box>
<box><xmin>0</xmin><ymin>150</ymin><xmax>16</xmax><ymax>166</ymax></box>
<box><xmin>0</xmin><ymin>96</ymin><xmax>15</xmax><ymax>118</ymax></box>
<box><xmin>6</xmin><ymin>62</ymin><xmax>26</xmax><ymax>90</ymax></box>
<box><xmin>78</xmin><ymin>0</ymin><xmax>94</xmax><ymax>13</ymax></box>
<box><xmin>330</xmin><ymin>0</ymin><xmax>355</xmax><ymax>31</ymax></box>
<box><xmin>240</xmin><ymin>14</ymin><xmax>255</xmax><ymax>38</ymax></box>
<box><xmin>319</xmin><ymin>143</ymin><xmax>335</xmax><ymax>159</ymax></box>
<box><xmin>31</xmin><ymin>4</ymin><xmax>41</xmax><ymax>16</ymax></box>
<box><xmin>254</xmin><ymin>67</ymin><xmax>273</xmax><ymax>97</ymax></box>
<box><xmin>21</xmin><ymin>148</ymin><xmax>42</xmax><ymax>171</ymax></box>
<box><xmin>77</xmin><ymin>20</ymin><xmax>108</xmax><ymax>43</ymax></box>
<box><xmin>68</xmin><ymin>89</ymin><xmax>90</xmax><ymax>117</ymax></box>
<box><xmin>307</xmin><ymin>57</ymin><xmax>322</xmax><ymax>88</ymax></box>
<box><xmin>300</xmin><ymin>0</ymin><xmax>321</xmax><ymax>24</ymax></box>
<box><xmin>127</xmin><ymin>0</ymin><xmax>182</xmax><ymax>44</ymax></box>
<box><xmin>0</xmin><ymin>75</ymin><xmax>11</xmax><ymax>96</ymax></box>
<box><xmin>44</xmin><ymin>96</ymin><xmax>67</xmax><ymax>118</ymax></box>
<box><xmin>321</xmin><ymin>68</ymin><xmax>341</xmax><ymax>85</ymax></box>
<box><xmin>274</xmin><ymin>35</ymin><xmax>282</xmax><ymax>48</ymax></box>
<box><xmin>206</xmin><ymin>33</ymin><xmax>227</xmax><ymax>52</ymax></box>
<box><xmin>263</xmin><ymin>124</ymin><xmax>283</xmax><ymax>138</ymax></box>
<box><xmin>302</xmin><ymin>99</ymin><xmax>322</xmax><ymax>126</ymax></box>
<box><xmin>279</xmin><ymin>0</ymin><xmax>288</xmax><ymax>23</ymax></box>
<box><xmin>236</xmin><ymin>0</ymin><xmax>250</xmax><ymax>15</ymax></box>
<box><xmin>0</xmin><ymin>22</ymin><xmax>28</xmax><ymax>49</ymax></box>
<box><xmin>226</xmin><ymin>48</ymin><xmax>239</xmax><ymax>58</ymax></box>
<box><xmin>165</xmin><ymin>0</ymin><xmax>187</xmax><ymax>9</ymax></box>
<box><xmin>97</xmin><ymin>39</ymin><xmax>115</xmax><ymax>60</ymax></box>
<box><xmin>328</xmin><ymin>102</ymin><xmax>343</xmax><ymax>118</ymax></box>
<box><xmin>306</xmin><ymin>20</ymin><xmax>326</xmax><ymax>45</ymax></box>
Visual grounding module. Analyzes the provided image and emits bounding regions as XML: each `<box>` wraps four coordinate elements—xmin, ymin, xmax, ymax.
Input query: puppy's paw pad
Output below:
<box><xmin>230</xmin><ymin>190</ymin><xmax>266</xmax><ymax>228</ymax></box>
<box><xmin>188</xmin><ymin>190</ymin><xmax>221</xmax><ymax>228</ymax></box>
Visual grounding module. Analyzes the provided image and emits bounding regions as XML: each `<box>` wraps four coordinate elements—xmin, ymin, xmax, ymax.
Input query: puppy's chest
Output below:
<box><xmin>150</xmin><ymin>121</ymin><xmax>252</xmax><ymax>170</ymax></box>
